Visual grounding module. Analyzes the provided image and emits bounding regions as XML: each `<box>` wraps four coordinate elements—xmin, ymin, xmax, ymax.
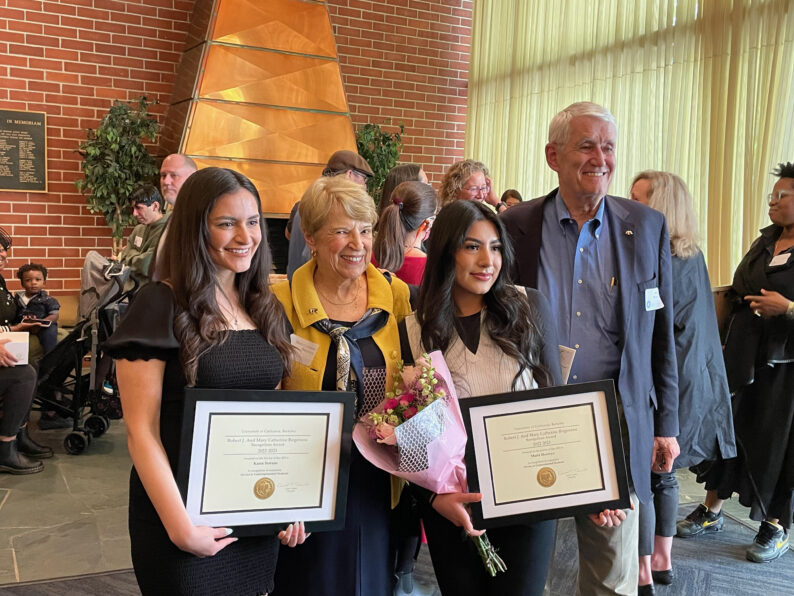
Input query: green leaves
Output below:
<box><xmin>355</xmin><ymin>122</ymin><xmax>404</xmax><ymax>206</ymax></box>
<box><xmin>74</xmin><ymin>96</ymin><xmax>160</xmax><ymax>245</ymax></box>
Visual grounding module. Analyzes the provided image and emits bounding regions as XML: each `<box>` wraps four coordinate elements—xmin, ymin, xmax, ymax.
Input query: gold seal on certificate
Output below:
<box><xmin>254</xmin><ymin>477</ymin><xmax>276</xmax><ymax>500</ymax></box>
<box><xmin>537</xmin><ymin>467</ymin><xmax>557</xmax><ymax>488</ymax></box>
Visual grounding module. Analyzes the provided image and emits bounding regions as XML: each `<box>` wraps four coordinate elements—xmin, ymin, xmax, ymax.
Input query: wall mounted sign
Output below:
<box><xmin>0</xmin><ymin>109</ymin><xmax>47</xmax><ymax>193</ymax></box>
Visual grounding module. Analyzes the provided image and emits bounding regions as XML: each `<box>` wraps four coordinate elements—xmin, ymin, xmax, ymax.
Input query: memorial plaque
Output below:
<box><xmin>0</xmin><ymin>110</ymin><xmax>47</xmax><ymax>193</ymax></box>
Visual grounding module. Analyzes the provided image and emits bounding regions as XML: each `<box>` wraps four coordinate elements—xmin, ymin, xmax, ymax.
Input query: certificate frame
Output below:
<box><xmin>460</xmin><ymin>380</ymin><xmax>629</xmax><ymax>528</ymax></box>
<box><xmin>177</xmin><ymin>388</ymin><xmax>355</xmax><ymax>537</ymax></box>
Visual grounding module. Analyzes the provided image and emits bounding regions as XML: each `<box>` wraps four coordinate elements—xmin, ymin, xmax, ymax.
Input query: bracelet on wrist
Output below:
<box><xmin>786</xmin><ymin>301</ymin><xmax>794</xmax><ymax>319</ymax></box>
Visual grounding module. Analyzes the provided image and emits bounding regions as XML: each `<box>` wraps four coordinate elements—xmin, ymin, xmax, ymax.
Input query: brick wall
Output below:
<box><xmin>327</xmin><ymin>0</ymin><xmax>472</xmax><ymax>184</ymax></box>
<box><xmin>0</xmin><ymin>0</ymin><xmax>472</xmax><ymax>293</ymax></box>
<box><xmin>0</xmin><ymin>0</ymin><xmax>192</xmax><ymax>293</ymax></box>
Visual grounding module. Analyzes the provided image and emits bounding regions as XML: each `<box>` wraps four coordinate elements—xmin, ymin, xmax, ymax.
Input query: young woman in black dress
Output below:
<box><xmin>106</xmin><ymin>167</ymin><xmax>305</xmax><ymax>595</ymax></box>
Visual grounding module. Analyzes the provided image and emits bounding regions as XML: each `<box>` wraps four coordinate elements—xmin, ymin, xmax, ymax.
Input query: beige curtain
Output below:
<box><xmin>467</xmin><ymin>0</ymin><xmax>794</xmax><ymax>284</ymax></box>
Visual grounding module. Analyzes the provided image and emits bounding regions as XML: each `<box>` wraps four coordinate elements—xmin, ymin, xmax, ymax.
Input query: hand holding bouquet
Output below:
<box><xmin>354</xmin><ymin>351</ymin><xmax>506</xmax><ymax>576</ymax></box>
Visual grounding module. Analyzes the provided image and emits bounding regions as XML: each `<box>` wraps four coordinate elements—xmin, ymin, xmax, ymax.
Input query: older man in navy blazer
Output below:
<box><xmin>502</xmin><ymin>102</ymin><xmax>679</xmax><ymax>595</ymax></box>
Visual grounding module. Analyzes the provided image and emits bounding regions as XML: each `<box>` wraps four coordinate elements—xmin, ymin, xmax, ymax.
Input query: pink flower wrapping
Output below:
<box><xmin>353</xmin><ymin>350</ymin><xmax>508</xmax><ymax>577</ymax></box>
<box><xmin>353</xmin><ymin>350</ymin><xmax>468</xmax><ymax>495</ymax></box>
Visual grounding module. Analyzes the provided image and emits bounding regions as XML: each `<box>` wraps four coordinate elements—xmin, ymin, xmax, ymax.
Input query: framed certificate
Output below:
<box><xmin>460</xmin><ymin>380</ymin><xmax>630</xmax><ymax>528</ymax></box>
<box><xmin>177</xmin><ymin>389</ymin><xmax>355</xmax><ymax>536</ymax></box>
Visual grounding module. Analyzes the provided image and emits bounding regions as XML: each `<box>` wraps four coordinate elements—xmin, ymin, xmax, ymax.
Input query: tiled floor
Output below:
<box><xmin>0</xmin><ymin>419</ymin><xmax>132</xmax><ymax>584</ymax></box>
<box><xmin>0</xmin><ymin>417</ymin><xmax>763</xmax><ymax>587</ymax></box>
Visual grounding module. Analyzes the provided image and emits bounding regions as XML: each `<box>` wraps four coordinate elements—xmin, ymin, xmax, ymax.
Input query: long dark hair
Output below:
<box><xmin>417</xmin><ymin>201</ymin><xmax>549</xmax><ymax>388</ymax></box>
<box><xmin>373</xmin><ymin>181</ymin><xmax>437</xmax><ymax>271</ymax></box>
<box><xmin>161</xmin><ymin>167</ymin><xmax>291</xmax><ymax>385</ymax></box>
<box><xmin>377</xmin><ymin>163</ymin><xmax>423</xmax><ymax>219</ymax></box>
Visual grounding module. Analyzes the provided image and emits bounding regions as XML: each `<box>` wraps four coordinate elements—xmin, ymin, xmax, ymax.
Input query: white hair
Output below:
<box><xmin>548</xmin><ymin>102</ymin><xmax>617</xmax><ymax>146</ymax></box>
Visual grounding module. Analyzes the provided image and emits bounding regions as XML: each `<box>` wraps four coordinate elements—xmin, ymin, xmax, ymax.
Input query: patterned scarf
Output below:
<box><xmin>312</xmin><ymin>308</ymin><xmax>388</xmax><ymax>403</ymax></box>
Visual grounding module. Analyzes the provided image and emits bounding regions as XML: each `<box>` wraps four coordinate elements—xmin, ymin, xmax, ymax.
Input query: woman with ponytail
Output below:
<box><xmin>372</xmin><ymin>181</ymin><xmax>437</xmax><ymax>285</ymax></box>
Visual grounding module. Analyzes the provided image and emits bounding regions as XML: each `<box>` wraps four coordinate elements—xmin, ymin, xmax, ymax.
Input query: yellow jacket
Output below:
<box><xmin>272</xmin><ymin>259</ymin><xmax>412</xmax><ymax>393</ymax></box>
<box><xmin>272</xmin><ymin>260</ymin><xmax>413</xmax><ymax>508</ymax></box>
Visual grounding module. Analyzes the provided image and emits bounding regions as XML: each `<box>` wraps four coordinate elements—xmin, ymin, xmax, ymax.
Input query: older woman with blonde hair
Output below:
<box><xmin>439</xmin><ymin>159</ymin><xmax>506</xmax><ymax>212</ymax></box>
<box><xmin>630</xmin><ymin>170</ymin><xmax>736</xmax><ymax>593</ymax></box>
<box><xmin>272</xmin><ymin>175</ymin><xmax>413</xmax><ymax>596</ymax></box>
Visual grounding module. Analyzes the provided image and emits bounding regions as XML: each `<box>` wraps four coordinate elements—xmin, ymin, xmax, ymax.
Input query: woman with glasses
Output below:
<box><xmin>439</xmin><ymin>159</ymin><xmax>507</xmax><ymax>213</ymax></box>
<box><xmin>677</xmin><ymin>162</ymin><xmax>794</xmax><ymax>564</ymax></box>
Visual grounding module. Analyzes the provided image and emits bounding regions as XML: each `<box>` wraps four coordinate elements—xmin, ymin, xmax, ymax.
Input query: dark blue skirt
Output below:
<box><xmin>272</xmin><ymin>445</ymin><xmax>393</xmax><ymax>596</ymax></box>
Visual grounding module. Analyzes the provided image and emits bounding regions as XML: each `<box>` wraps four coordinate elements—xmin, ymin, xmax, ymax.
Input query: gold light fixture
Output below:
<box><xmin>163</xmin><ymin>0</ymin><xmax>356</xmax><ymax>216</ymax></box>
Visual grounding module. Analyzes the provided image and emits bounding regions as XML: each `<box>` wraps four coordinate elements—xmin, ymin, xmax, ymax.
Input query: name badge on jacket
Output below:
<box><xmin>645</xmin><ymin>287</ymin><xmax>664</xmax><ymax>311</ymax></box>
<box><xmin>290</xmin><ymin>334</ymin><xmax>319</xmax><ymax>366</ymax></box>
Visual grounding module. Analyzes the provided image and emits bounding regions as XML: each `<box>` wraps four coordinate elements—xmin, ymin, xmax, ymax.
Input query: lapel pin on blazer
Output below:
<box><xmin>625</xmin><ymin>230</ymin><xmax>633</xmax><ymax>236</ymax></box>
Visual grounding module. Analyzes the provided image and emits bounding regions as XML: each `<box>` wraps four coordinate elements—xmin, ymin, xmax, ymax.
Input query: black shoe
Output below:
<box><xmin>38</xmin><ymin>413</ymin><xmax>73</xmax><ymax>430</ymax></box>
<box><xmin>0</xmin><ymin>439</ymin><xmax>44</xmax><ymax>474</ymax></box>
<box><xmin>16</xmin><ymin>426</ymin><xmax>53</xmax><ymax>459</ymax></box>
<box><xmin>676</xmin><ymin>504</ymin><xmax>724</xmax><ymax>537</ymax></box>
<box><xmin>651</xmin><ymin>568</ymin><xmax>674</xmax><ymax>585</ymax></box>
<box><xmin>638</xmin><ymin>584</ymin><xmax>655</xmax><ymax>596</ymax></box>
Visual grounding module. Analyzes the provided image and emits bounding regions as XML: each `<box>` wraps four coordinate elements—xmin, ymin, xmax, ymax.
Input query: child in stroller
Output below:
<box><xmin>33</xmin><ymin>251</ymin><xmax>136</xmax><ymax>454</ymax></box>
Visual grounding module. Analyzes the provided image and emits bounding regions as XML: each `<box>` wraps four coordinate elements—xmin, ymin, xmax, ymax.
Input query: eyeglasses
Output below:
<box><xmin>767</xmin><ymin>190</ymin><xmax>794</xmax><ymax>205</ymax></box>
<box><xmin>463</xmin><ymin>185</ymin><xmax>489</xmax><ymax>196</ymax></box>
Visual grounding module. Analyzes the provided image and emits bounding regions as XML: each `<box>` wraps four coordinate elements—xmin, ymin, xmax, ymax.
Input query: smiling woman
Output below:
<box><xmin>104</xmin><ymin>167</ymin><xmax>300</xmax><ymax>596</ymax></box>
<box><xmin>271</xmin><ymin>175</ymin><xmax>413</xmax><ymax>596</ymax></box>
<box><xmin>404</xmin><ymin>200</ymin><xmax>562</xmax><ymax>596</ymax></box>
<box><xmin>207</xmin><ymin>188</ymin><xmax>263</xmax><ymax>285</ymax></box>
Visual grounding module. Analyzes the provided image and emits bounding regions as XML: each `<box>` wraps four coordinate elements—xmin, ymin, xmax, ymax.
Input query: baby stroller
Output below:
<box><xmin>33</xmin><ymin>251</ymin><xmax>136</xmax><ymax>454</ymax></box>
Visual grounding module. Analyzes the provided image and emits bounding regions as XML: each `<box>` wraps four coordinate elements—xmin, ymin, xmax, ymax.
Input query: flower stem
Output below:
<box><xmin>470</xmin><ymin>532</ymin><xmax>507</xmax><ymax>577</ymax></box>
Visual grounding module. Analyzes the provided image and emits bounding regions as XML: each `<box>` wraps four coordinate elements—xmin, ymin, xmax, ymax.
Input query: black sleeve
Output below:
<box><xmin>398</xmin><ymin>319</ymin><xmax>414</xmax><ymax>365</ymax></box>
<box><xmin>525</xmin><ymin>287</ymin><xmax>562</xmax><ymax>387</ymax></box>
<box><xmin>103</xmin><ymin>282</ymin><xmax>180</xmax><ymax>361</ymax></box>
<box><xmin>408</xmin><ymin>284</ymin><xmax>419</xmax><ymax>310</ymax></box>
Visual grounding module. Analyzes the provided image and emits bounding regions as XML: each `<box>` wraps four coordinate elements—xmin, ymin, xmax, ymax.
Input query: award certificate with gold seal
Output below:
<box><xmin>461</xmin><ymin>380</ymin><xmax>630</xmax><ymax>528</ymax></box>
<box><xmin>177</xmin><ymin>389</ymin><xmax>355</xmax><ymax>536</ymax></box>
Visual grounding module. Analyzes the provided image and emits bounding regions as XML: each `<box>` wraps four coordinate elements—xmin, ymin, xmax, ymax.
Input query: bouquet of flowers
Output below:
<box><xmin>353</xmin><ymin>351</ymin><xmax>506</xmax><ymax>576</ymax></box>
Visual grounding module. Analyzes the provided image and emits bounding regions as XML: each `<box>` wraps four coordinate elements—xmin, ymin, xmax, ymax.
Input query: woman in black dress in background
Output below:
<box><xmin>106</xmin><ymin>168</ymin><xmax>305</xmax><ymax>595</ymax></box>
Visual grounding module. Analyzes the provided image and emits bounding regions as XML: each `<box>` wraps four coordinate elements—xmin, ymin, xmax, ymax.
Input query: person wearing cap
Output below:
<box><xmin>0</xmin><ymin>227</ymin><xmax>53</xmax><ymax>474</ymax></box>
<box><xmin>286</xmin><ymin>150</ymin><xmax>373</xmax><ymax>279</ymax></box>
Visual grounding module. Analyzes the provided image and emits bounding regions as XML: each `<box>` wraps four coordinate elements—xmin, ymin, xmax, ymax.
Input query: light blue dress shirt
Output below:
<box><xmin>537</xmin><ymin>193</ymin><xmax>621</xmax><ymax>383</ymax></box>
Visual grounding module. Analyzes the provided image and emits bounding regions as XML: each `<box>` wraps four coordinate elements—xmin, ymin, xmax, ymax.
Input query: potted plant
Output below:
<box><xmin>356</xmin><ymin>122</ymin><xmax>403</xmax><ymax>206</ymax></box>
<box><xmin>75</xmin><ymin>96</ymin><xmax>160</xmax><ymax>254</ymax></box>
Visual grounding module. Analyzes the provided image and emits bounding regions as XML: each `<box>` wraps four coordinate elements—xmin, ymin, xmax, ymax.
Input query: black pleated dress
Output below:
<box><xmin>106</xmin><ymin>282</ymin><xmax>285</xmax><ymax>596</ymax></box>
<box><xmin>696</xmin><ymin>226</ymin><xmax>794</xmax><ymax>529</ymax></box>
